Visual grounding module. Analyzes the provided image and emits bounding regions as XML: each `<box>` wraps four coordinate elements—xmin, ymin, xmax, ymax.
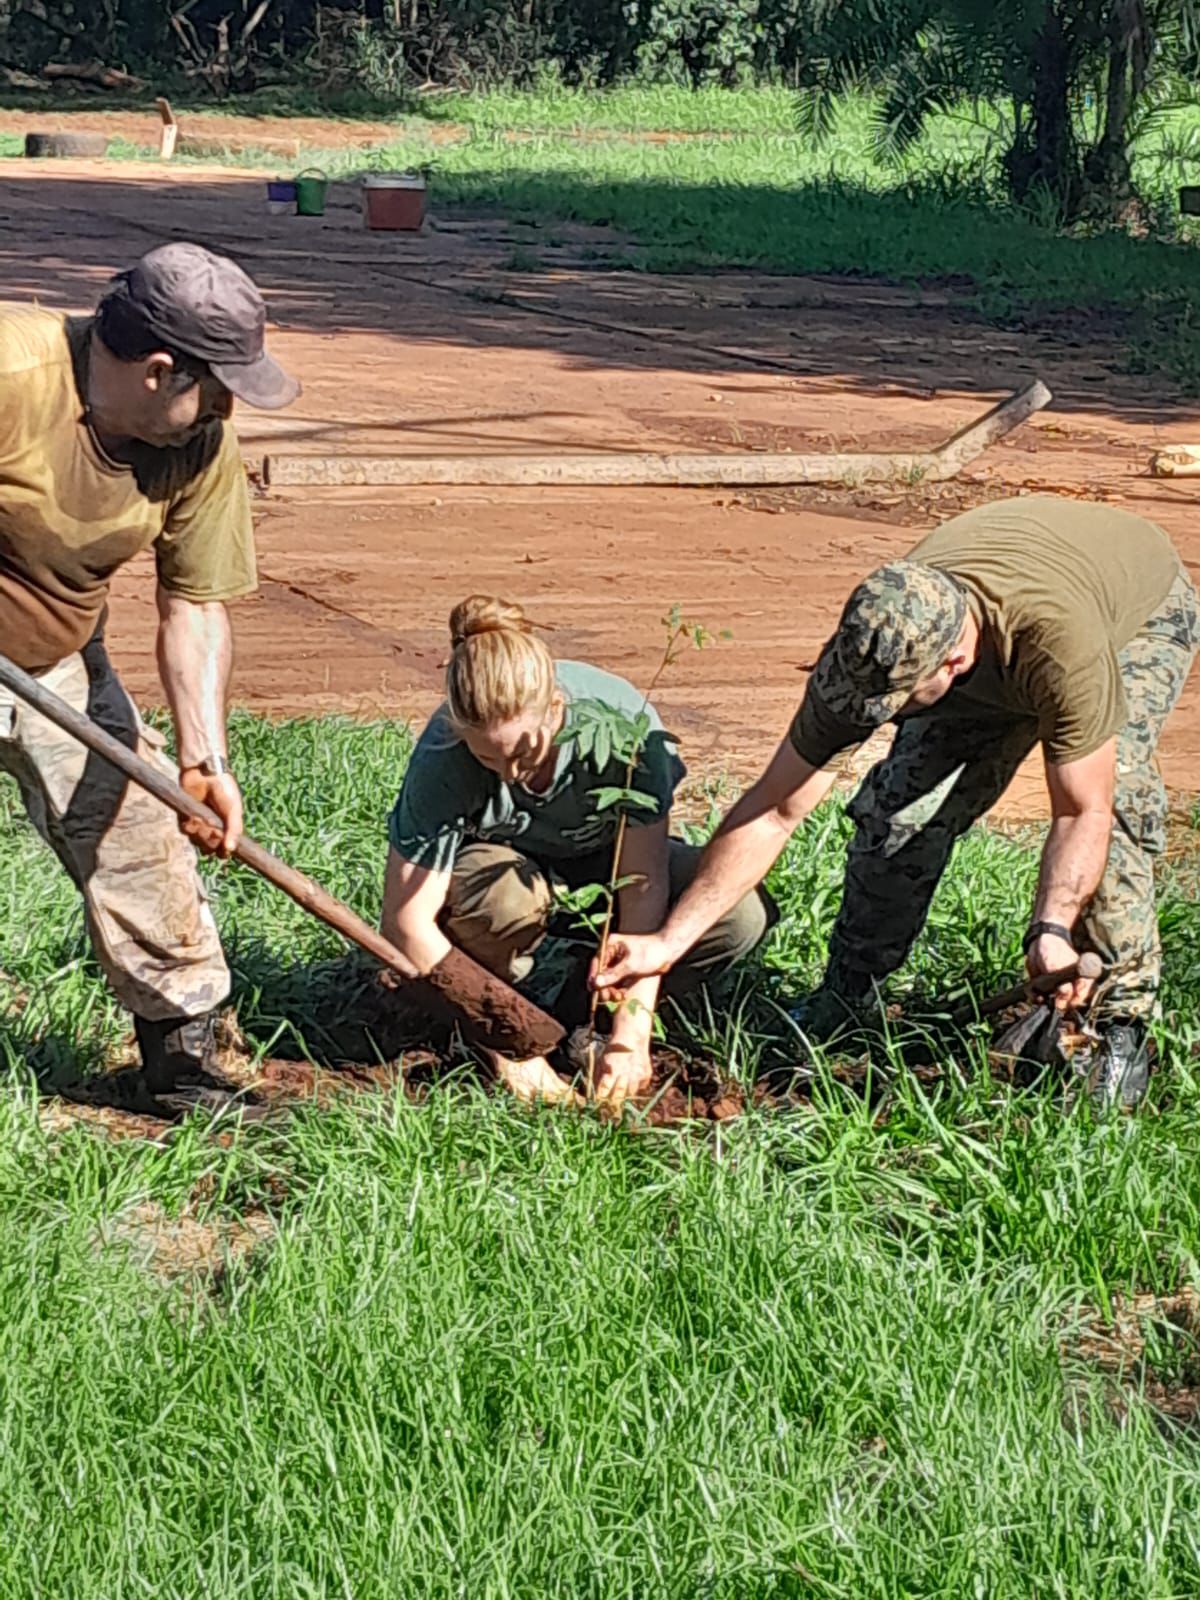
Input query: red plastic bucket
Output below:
<box><xmin>362</xmin><ymin>173</ymin><xmax>426</xmax><ymax>232</ymax></box>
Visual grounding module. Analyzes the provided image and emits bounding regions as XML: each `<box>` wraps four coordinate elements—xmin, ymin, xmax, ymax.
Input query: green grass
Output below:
<box><xmin>2</xmin><ymin>711</ymin><xmax>1200</xmax><ymax>1596</ymax></box>
<box><xmin>424</xmin><ymin>81</ymin><xmax>805</xmax><ymax>133</ymax></box>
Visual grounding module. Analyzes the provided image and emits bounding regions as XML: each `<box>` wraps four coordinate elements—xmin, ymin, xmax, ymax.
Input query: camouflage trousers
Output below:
<box><xmin>826</xmin><ymin>568</ymin><xmax>1200</xmax><ymax>1019</ymax></box>
<box><xmin>0</xmin><ymin>632</ymin><xmax>229</xmax><ymax>1023</ymax></box>
<box><xmin>445</xmin><ymin>838</ymin><xmax>775</xmax><ymax>1002</ymax></box>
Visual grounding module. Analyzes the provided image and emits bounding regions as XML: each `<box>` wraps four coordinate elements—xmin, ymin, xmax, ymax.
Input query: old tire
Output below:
<box><xmin>23</xmin><ymin>131</ymin><xmax>108</xmax><ymax>159</ymax></box>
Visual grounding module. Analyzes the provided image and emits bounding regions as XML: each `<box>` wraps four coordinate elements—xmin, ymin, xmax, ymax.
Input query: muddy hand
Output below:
<box><xmin>594</xmin><ymin>1040</ymin><xmax>654</xmax><ymax>1110</ymax></box>
<box><xmin>179</xmin><ymin>768</ymin><xmax>243</xmax><ymax>858</ymax></box>
<box><xmin>590</xmin><ymin>933</ymin><xmax>673</xmax><ymax>1000</ymax></box>
<box><xmin>1027</xmin><ymin>930</ymin><xmax>1092</xmax><ymax>1012</ymax></box>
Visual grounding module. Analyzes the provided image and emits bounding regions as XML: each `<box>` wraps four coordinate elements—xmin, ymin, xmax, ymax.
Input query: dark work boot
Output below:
<box><xmin>135</xmin><ymin>1012</ymin><xmax>265</xmax><ymax>1120</ymax></box>
<box><xmin>787</xmin><ymin>987</ymin><xmax>864</xmax><ymax>1045</ymax></box>
<box><xmin>786</xmin><ymin>966</ymin><xmax>880</xmax><ymax>1046</ymax></box>
<box><xmin>1087</xmin><ymin>1018</ymin><xmax>1153</xmax><ymax>1112</ymax></box>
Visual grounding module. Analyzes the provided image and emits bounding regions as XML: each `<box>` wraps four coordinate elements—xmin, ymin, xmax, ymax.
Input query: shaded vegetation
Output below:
<box><xmin>800</xmin><ymin>0</ymin><xmax>1200</xmax><ymax>220</ymax></box>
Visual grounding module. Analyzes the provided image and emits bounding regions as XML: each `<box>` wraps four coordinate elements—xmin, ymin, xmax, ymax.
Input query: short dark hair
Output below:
<box><xmin>95</xmin><ymin>286</ymin><xmax>211</xmax><ymax>396</ymax></box>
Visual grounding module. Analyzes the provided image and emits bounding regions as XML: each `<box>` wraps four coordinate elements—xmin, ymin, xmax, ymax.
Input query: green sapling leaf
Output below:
<box><xmin>591</xmin><ymin>787</ymin><xmax>658</xmax><ymax>813</ymax></box>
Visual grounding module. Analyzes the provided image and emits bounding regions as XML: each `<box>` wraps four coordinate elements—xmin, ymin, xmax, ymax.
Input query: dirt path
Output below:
<box><xmin>3</xmin><ymin>150</ymin><xmax>1200</xmax><ymax>815</ymax></box>
<box><xmin>0</xmin><ymin>102</ymin><xmax>441</xmax><ymax>150</ymax></box>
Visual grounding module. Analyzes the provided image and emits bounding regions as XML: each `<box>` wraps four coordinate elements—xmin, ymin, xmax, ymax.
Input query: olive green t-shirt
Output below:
<box><xmin>0</xmin><ymin>304</ymin><xmax>256</xmax><ymax>671</ymax></box>
<box><xmin>790</xmin><ymin>495</ymin><xmax>1182</xmax><ymax>769</ymax></box>
<box><xmin>388</xmin><ymin>661</ymin><xmax>686</xmax><ymax>873</ymax></box>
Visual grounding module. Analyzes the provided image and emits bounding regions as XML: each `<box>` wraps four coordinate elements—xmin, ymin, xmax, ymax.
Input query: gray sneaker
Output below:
<box><xmin>1087</xmin><ymin>1019</ymin><xmax>1152</xmax><ymax>1112</ymax></box>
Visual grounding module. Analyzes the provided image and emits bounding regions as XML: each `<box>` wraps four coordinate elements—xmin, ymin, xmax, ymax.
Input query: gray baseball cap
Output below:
<box><xmin>102</xmin><ymin>241</ymin><xmax>300</xmax><ymax>409</ymax></box>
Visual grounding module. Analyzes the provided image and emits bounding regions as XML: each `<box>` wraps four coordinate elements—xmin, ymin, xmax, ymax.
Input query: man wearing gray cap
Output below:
<box><xmin>594</xmin><ymin>495</ymin><xmax>1198</xmax><ymax>1108</ymax></box>
<box><xmin>0</xmin><ymin>241</ymin><xmax>300</xmax><ymax>1114</ymax></box>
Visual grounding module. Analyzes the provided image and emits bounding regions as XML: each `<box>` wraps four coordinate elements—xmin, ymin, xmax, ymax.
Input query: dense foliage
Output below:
<box><xmin>798</xmin><ymin>0</ymin><xmax>1200</xmax><ymax>220</ymax></box>
<box><xmin>0</xmin><ymin>1</ymin><xmax>821</xmax><ymax>91</ymax></box>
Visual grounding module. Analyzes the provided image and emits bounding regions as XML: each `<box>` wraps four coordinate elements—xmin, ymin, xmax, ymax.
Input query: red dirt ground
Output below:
<box><xmin>4</xmin><ymin>146</ymin><xmax>1200</xmax><ymax>818</ymax></box>
<box><xmin>0</xmin><ymin>103</ymin><xmax>447</xmax><ymax>150</ymax></box>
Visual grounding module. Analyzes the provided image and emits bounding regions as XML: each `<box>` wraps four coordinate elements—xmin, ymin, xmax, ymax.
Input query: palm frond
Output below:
<box><xmin>871</xmin><ymin>51</ymin><xmax>961</xmax><ymax>156</ymax></box>
<box><xmin>795</xmin><ymin>81</ymin><xmax>853</xmax><ymax>144</ymax></box>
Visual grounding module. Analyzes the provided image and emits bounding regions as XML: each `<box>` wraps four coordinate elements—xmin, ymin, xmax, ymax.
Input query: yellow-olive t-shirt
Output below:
<box><xmin>0</xmin><ymin>304</ymin><xmax>256</xmax><ymax>671</ymax></box>
<box><xmin>790</xmin><ymin>496</ymin><xmax>1182</xmax><ymax>769</ymax></box>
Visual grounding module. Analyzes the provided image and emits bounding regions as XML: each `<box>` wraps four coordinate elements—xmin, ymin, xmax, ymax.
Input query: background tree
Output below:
<box><xmin>797</xmin><ymin>0</ymin><xmax>1200</xmax><ymax>222</ymax></box>
<box><xmin>0</xmin><ymin>1</ymin><xmax>820</xmax><ymax>94</ymax></box>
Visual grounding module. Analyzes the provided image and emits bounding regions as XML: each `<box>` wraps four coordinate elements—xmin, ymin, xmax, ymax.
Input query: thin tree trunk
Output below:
<box><xmin>1088</xmin><ymin>36</ymin><xmax>1134</xmax><ymax>204</ymax></box>
<box><xmin>1083</xmin><ymin>0</ymin><xmax>1145</xmax><ymax>219</ymax></box>
<box><xmin>1027</xmin><ymin>2</ymin><xmax>1080</xmax><ymax>218</ymax></box>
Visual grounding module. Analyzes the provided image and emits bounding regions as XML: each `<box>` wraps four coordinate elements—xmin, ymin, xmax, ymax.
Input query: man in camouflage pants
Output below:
<box><xmin>594</xmin><ymin>495</ymin><xmax>1199</xmax><ymax>1108</ymax></box>
<box><xmin>0</xmin><ymin>243</ymin><xmax>299</xmax><ymax>1114</ymax></box>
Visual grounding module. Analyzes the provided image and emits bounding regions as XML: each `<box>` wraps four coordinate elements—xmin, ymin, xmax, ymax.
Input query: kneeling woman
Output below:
<box><xmin>382</xmin><ymin>596</ymin><xmax>774</xmax><ymax>1105</ymax></box>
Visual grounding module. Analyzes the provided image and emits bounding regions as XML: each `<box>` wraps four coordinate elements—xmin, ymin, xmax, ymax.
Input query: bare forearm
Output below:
<box><xmin>1034</xmin><ymin>812</ymin><xmax>1112</xmax><ymax>927</ymax></box>
<box><xmin>609</xmin><ymin>833</ymin><xmax>670</xmax><ymax>1044</ymax></box>
<box><xmin>156</xmin><ymin>592</ymin><xmax>232</xmax><ymax>768</ymax></box>
<box><xmin>591</xmin><ymin>736</ymin><xmax>832</xmax><ymax>996</ymax></box>
<box><xmin>610</xmin><ymin>882</ymin><xmax>664</xmax><ymax>1045</ymax></box>
<box><xmin>380</xmin><ymin>851</ymin><xmax>452</xmax><ymax>977</ymax></box>
<box><xmin>658</xmin><ymin>802</ymin><xmax>797</xmax><ymax>964</ymax></box>
<box><xmin>384</xmin><ymin>912</ymin><xmax>451</xmax><ymax>976</ymax></box>
<box><xmin>607</xmin><ymin>975</ymin><xmax>660</xmax><ymax>1049</ymax></box>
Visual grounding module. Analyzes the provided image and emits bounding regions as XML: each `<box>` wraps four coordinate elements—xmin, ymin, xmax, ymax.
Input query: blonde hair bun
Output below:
<box><xmin>445</xmin><ymin>594</ymin><xmax>556</xmax><ymax>731</ymax></box>
<box><xmin>449</xmin><ymin>595</ymin><xmax>532</xmax><ymax>649</ymax></box>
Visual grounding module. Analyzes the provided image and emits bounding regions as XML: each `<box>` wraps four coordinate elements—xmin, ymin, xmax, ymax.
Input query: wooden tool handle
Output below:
<box><xmin>0</xmin><ymin>650</ymin><xmax>567</xmax><ymax>1056</ymax></box>
<box><xmin>0</xmin><ymin>651</ymin><xmax>421</xmax><ymax>980</ymax></box>
<box><xmin>931</xmin><ymin>380</ymin><xmax>1052</xmax><ymax>478</ymax></box>
<box><xmin>263</xmin><ymin>383</ymin><xmax>1051</xmax><ymax>490</ymax></box>
<box><xmin>953</xmin><ymin>951</ymin><xmax>1104</xmax><ymax>1024</ymax></box>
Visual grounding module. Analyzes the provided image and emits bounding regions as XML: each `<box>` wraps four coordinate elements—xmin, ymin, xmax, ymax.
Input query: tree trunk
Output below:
<box><xmin>1027</xmin><ymin>2</ymin><xmax>1080</xmax><ymax>218</ymax></box>
<box><xmin>1082</xmin><ymin>0</ymin><xmax>1145</xmax><ymax>221</ymax></box>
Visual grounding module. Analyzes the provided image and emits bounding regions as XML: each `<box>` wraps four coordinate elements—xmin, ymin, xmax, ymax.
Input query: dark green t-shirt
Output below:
<box><xmin>388</xmin><ymin>661</ymin><xmax>686</xmax><ymax>873</ymax></box>
<box><xmin>790</xmin><ymin>495</ymin><xmax>1182</xmax><ymax>769</ymax></box>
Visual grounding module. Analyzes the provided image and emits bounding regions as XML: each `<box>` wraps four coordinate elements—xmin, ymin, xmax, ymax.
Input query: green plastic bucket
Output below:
<box><xmin>295</xmin><ymin>168</ymin><xmax>327</xmax><ymax>217</ymax></box>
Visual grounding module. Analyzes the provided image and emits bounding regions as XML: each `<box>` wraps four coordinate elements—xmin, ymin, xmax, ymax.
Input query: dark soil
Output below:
<box><xmin>1065</xmin><ymin>1289</ymin><xmax>1200</xmax><ymax>1434</ymax></box>
<box><xmin>45</xmin><ymin>982</ymin><xmax>1101</xmax><ymax>1141</ymax></box>
<box><xmin>639</xmin><ymin>1048</ymin><xmax>753</xmax><ymax>1124</ymax></box>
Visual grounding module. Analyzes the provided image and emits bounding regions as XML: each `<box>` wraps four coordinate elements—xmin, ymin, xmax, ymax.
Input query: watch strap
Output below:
<box><xmin>194</xmin><ymin>754</ymin><xmax>231</xmax><ymax>779</ymax></box>
<box><xmin>1023</xmin><ymin>919</ymin><xmax>1074</xmax><ymax>953</ymax></box>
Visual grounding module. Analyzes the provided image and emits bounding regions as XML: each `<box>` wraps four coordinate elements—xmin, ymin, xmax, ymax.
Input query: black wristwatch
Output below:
<box><xmin>1023</xmin><ymin>919</ymin><xmax>1074</xmax><ymax>953</ymax></box>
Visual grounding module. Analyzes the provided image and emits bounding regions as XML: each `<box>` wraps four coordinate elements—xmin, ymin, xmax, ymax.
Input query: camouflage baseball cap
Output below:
<box><xmin>808</xmin><ymin>561</ymin><xmax>967</xmax><ymax>729</ymax></box>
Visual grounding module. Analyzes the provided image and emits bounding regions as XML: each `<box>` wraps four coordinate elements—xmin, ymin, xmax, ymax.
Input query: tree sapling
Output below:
<box><xmin>555</xmin><ymin>605</ymin><xmax>730</xmax><ymax>1097</ymax></box>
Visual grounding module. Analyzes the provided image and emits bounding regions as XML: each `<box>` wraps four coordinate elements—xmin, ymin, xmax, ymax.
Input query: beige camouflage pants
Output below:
<box><xmin>826</xmin><ymin>568</ymin><xmax>1200</xmax><ymax>1019</ymax></box>
<box><xmin>0</xmin><ymin>633</ymin><xmax>229</xmax><ymax>1022</ymax></box>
